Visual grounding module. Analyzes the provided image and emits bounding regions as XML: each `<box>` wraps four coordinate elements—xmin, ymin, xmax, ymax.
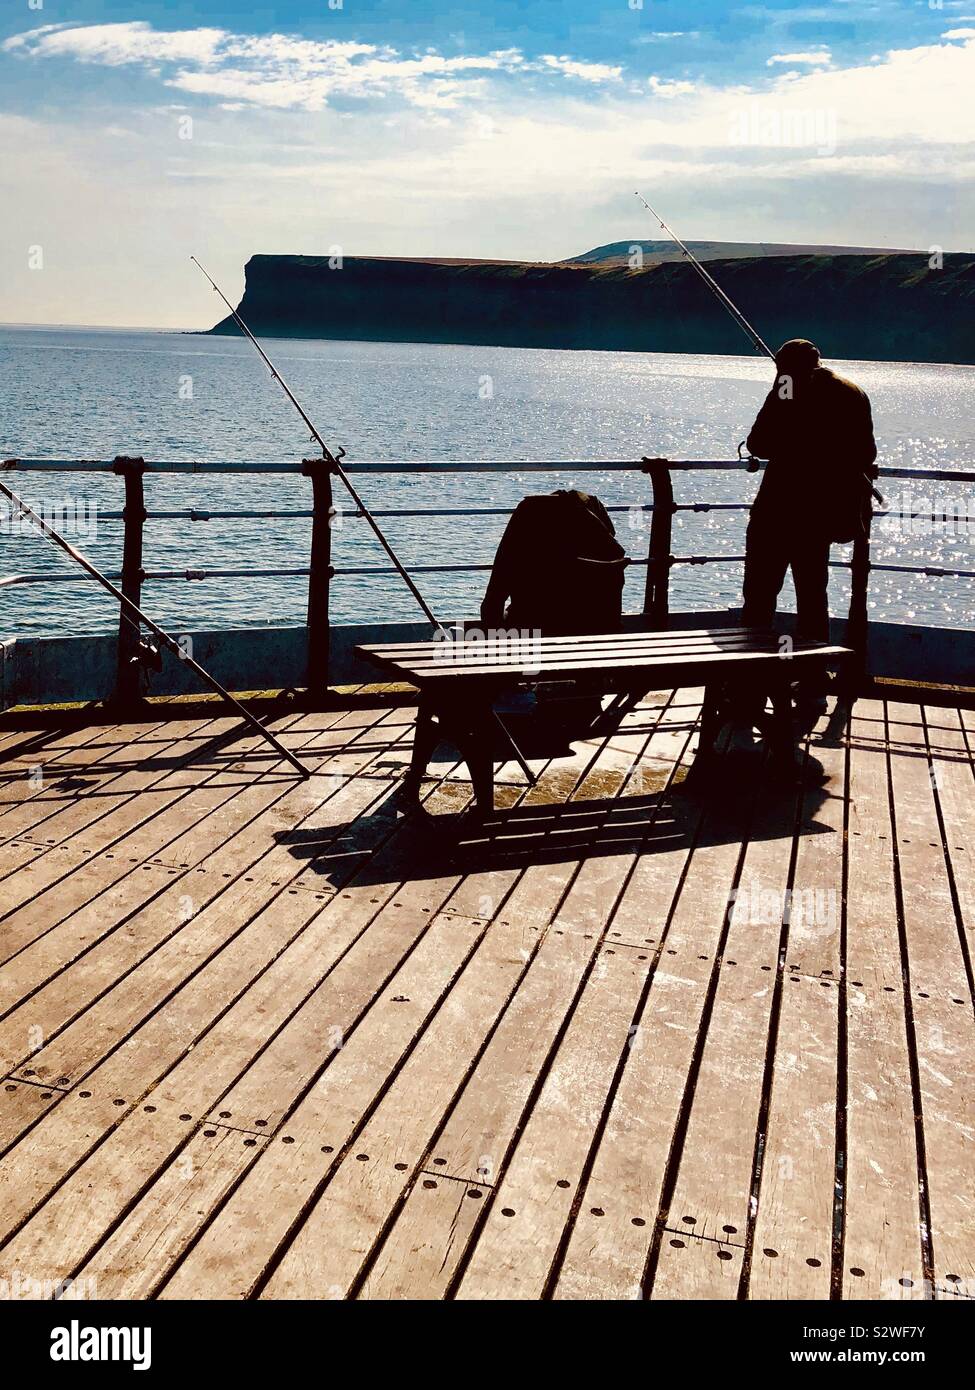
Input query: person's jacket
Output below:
<box><xmin>480</xmin><ymin>490</ymin><xmax>627</xmax><ymax>635</ymax></box>
<box><xmin>747</xmin><ymin>366</ymin><xmax>877</xmax><ymax>540</ymax></box>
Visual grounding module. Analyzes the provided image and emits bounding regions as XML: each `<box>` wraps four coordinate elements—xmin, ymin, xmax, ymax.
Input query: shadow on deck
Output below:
<box><xmin>0</xmin><ymin>684</ymin><xmax>971</xmax><ymax>1301</ymax></box>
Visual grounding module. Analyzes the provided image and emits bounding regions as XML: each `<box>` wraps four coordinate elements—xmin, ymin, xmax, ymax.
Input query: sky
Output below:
<box><xmin>1</xmin><ymin>0</ymin><xmax>974</xmax><ymax>328</ymax></box>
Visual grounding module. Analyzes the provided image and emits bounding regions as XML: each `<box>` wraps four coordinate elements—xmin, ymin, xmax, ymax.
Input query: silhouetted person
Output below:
<box><xmin>481</xmin><ymin>490</ymin><xmax>627</xmax><ymax>635</ymax></box>
<box><xmin>742</xmin><ymin>338</ymin><xmax>877</xmax><ymax>648</ymax></box>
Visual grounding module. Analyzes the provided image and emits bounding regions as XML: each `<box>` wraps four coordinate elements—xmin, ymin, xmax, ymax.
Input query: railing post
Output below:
<box><xmin>302</xmin><ymin>456</ymin><xmax>335</xmax><ymax>704</ymax></box>
<box><xmin>642</xmin><ymin>457</ymin><xmax>674</xmax><ymax>629</ymax></box>
<box><xmin>112</xmin><ymin>455</ymin><xmax>147</xmax><ymax>708</ymax></box>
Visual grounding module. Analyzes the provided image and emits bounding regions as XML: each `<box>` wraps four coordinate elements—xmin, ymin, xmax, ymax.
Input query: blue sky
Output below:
<box><xmin>2</xmin><ymin>1</ymin><xmax>973</xmax><ymax>325</ymax></box>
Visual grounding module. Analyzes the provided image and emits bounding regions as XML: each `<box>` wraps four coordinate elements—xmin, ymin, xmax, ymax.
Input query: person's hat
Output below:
<box><xmin>774</xmin><ymin>338</ymin><xmax>821</xmax><ymax>373</ymax></box>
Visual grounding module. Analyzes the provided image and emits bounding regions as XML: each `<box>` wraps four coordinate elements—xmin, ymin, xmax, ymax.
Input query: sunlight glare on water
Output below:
<box><xmin>1</xmin><ymin>326</ymin><xmax>972</xmax><ymax>639</ymax></box>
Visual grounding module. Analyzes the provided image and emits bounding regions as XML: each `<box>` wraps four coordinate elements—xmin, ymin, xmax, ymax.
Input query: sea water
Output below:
<box><xmin>1</xmin><ymin>325</ymin><xmax>972</xmax><ymax>640</ymax></box>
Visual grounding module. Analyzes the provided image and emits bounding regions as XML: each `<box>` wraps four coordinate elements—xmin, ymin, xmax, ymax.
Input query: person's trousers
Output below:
<box><xmin>741</xmin><ymin>511</ymin><xmax>831</xmax><ymax>645</ymax></box>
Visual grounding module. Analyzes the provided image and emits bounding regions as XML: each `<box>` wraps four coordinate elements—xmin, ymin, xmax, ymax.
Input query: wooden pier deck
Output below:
<box><xmin>0</xmin><ymin>686</ymin><xmax>972</xmax><ymax>1301</ymax></box>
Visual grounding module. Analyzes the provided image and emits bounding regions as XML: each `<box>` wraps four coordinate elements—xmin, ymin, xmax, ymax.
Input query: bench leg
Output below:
<box><xmin>698</xmin><ymin>684</ymin><xmax>724</xmax><ymax>759</ymax></box>
<box><xmin>685</xmin><ymin>682</ymin><xmax>724</xmax><ymax>785</ymax></box>
<box><xmin>456</xmin><ymin>728</ymin><xmax>495</xmax><ymax>815</ymax></box>
<box><xmin>451</xmin><ymin>699</ymin><xmax>496</xmax><ymax>815</ymax></box>
<box><xmin>401</xmin><ymin>694</ymin><xmax>441</xmax><ymax>802</ymax></box>
<box><xmin>769</xmin><ymin>673</ymin><xmax>795</xmax><ymax>766</ymax></box>
<box><xmin>407</xmin><ymin>695</ymin><xmax>496</xmax><ymax>817</ymax></box>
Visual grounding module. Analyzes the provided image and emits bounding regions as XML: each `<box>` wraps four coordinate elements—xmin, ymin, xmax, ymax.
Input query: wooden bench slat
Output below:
<box><xmin>368</xmin><ymin>626</ymin><xmax>763</xmax><ymax>656</ymax></box>
<box><xmin>377</xmin><ymin>646</ymin><xmax>850</xmax><ymax>684</ymax></box>
<box><xmin>376</xmin><ymin>635</ymin><xmax>818</xmax><ymax>668</ymax></box>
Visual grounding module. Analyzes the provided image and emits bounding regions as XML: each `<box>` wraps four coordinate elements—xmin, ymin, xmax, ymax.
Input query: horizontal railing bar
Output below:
<box><xmin>145</xmin><ymin>504</ymin><xmax>657</xmax><ymax>522</ymax></box>
<box><xmin>869</xmin><ymin>562</ymin><xmax>975</xmax><ymax>578</ymax></box>
<box><xmin>6</xmin><ymin>557</ymin><xmax>975</xmax><ymax>588</ymax></box>
<box><xmin>8</xmin><ymin>458</ymin><xmax>974</xmax><ymax>484</ymax></box>
<box><xmin>5</xmin><ymin>501</ymin><xmax>969</xmax><ymax>527</ymax></box>
<box><xmin>8</xmin><ymin>459</ymin><xmax>307</xmax><ymax>475</ymax></box>
<box><xmin>142</xmin><ymin>567</ymin><xmax>311</xmax><ymax>581</ymax></box>
<box><xmin>146</xmin><ymin>509</ymin><xmax>315</xmax><ymax>522</ymax></box>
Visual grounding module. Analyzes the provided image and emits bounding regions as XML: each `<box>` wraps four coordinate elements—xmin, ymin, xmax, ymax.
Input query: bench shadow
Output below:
<box><xmin>275</xmin><ymin>741</ymin><xmax>833</xmax><ymax>891</ymax></box>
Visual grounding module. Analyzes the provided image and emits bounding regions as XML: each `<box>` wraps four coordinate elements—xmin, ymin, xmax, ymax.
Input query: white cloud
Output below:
<box><xmin>2</xmin><ymin>26</ymin><xmax>973</xmax><ymax>326</ymax></box>
<box><xmin>766</xmin><ymin>51</ymin><xmax>832</xmax><ymax>67</ymax></box>
<box><xmin>942</xmin><ymin>28</ymin><xmax>975</xmax><ymax>38</ymax></box>
<box><xmin>3</xmin><ymin>21</ymin><xmax>226</xmax><ymax>67</ymax></box>
<box><xmin>648</xmin><ymin>75</ymin><xmax>697</xmax><ymax>97</ymax></box>
<box><xmin>537</xmin><ymin>54</ymin><xmax>622</xmax><ymax>82</ymax></box>
<box><xmin>2</xmin><ymin>21</ymin><xmax>619</xmax><ymax>112</ymax></box>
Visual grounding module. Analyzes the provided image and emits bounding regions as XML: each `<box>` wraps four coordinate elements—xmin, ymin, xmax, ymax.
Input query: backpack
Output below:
<box><xmin>481</xmin><ymin>490</ymin><xmax>628</xmax><ymax>635</ymax></box>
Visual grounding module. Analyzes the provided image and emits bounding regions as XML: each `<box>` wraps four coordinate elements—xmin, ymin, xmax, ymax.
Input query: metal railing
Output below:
<box><xmin>1</xmin><ymin>455</ymin><xmax>972</xmax><ymax>705</ymax></box>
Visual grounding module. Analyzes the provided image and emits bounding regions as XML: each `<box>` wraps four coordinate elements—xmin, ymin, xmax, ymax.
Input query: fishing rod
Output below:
<box><xmin>0</xmin><ymin>475</ymin><xmax>312</xmax><ymax>780</ymax></box>
<box><xmin>192</xmin><ymin>258</ymin><xmax>543</xmax><ymax>789</ymax></box>
<box><xmin>634</xmin><ymin>191</ymin><xmax>883</xmax><ymax>503</ymax></box>
<box><xmin>190</xmin><ymin>256</ymin><xmax>447</xmax><ymax>636</ymax></box>
<box><xmin>635</xmin><ymin>192</ymin><xmax>772</xmax><ymax>358</ymax></box>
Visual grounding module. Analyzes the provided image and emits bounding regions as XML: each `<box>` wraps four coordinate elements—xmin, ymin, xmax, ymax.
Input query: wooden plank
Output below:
<box><xmin>0</xmin><ymin>1094</ymin><xmax>224</xmax><ymax>1291</ymax></box>
<box><xmin>0</xmin><ymin>775</ymin><xmax>461</xmax><ymax>1247</ymax></box>
<box><xmin>648</xmin><ymin>966</ymin><xmax>775</xmax><ymax>1300</ymax></box>
<box><xmin>553</xmin><ymin>743</ymin><xmax>770</xmax><ymax>1298</ymax></box>
<box><xmin>358</xmin><ymin>701</ymin><xmax>697</xmax><ymax>1298</ymax></box>
<box><xmin>0</xmin><ymin>712</ymin><xmax>308</xmax><ymax>958</ymax></box>
<box><xmin>1</xmin><ymin>710</ymin><xmax>415</xmax><ymax>1083</ymax></box>
<box><xmin>361</xmin><ymin>626</ymin><xmax>829</xmax><ymax>656</ymax></box>
<box><xmin>649</xmin><ymin>710</ymin><xmax>839</xmax><ymax>1300</ymax></box>
<box><xmin>550</xmin><ymin>733</ymin><xmax>762</xmax><ymax>1295</ymax></box>
<box><xmin>923</xmin><ymin>704</ymin><xmax>975</xmax><ymax>982</ymax></box>
<box><xmin>780</xmin><ymin>734</ymin><xmax>846</xmax><ymax>981</ymax></box>
<box><xmin>651</xmin><ymin>1230</ymin><xmax>745</xmax><ymax>1301</ymax></box>
<box><xmin>0</xmin><ymin>724</ymin><xmax>170</xmax><ymax>864</ymax></box>
<box><xmin>0</xmin><ymin>862</ymin><xmax>183</xmax><ymax>1021</ymax></box>
<box><xmin>600</xmin><ymin>690</ymin><xmax>704</xmax><ymax>950</ymax></box>
<box><xmin>455</xmin><ymin>943</ymin><xmax>653</xmax><ymax>1300</ymax></box>
<box><xmin>0</xmin><ymin>701</ymin><xmax>391</xmax><ymax>977</ymax></box>
<box><xmin>0</xmin><ymin>724</ymin><xmax>51</xmax><ymax>760</ymax></box>
<box><xmin>72</xmin><ymin>1124</ymin><xmax>271</xmax><ymax>1300</ymax></box>
<box><xmin>0</xmin><ymin>722</ymin><xmax>132</xmax><ymax>813</ymax></box>
<box><xmin>912</xmin><ymin>992</ymin><xmax>975</xmax><ymax>1297</ymax></box>
<box><xmin>552</xmin><ymin>977</ymin><xmax>724</xmax><ymax>1302</ymax></box>
<box><xmin>155</xmin><ymin>910</ymin><xmax>493</xmax><ymax>1300</ymax></box>
<box><xmin>370</xmin><ymin>634</ymin><xmax>834</xmax><ymax>673</ymax></box>
<box><xmin>887</xmin><ymin>701</ymin><xmax>970</xmax><ymax>999</ymax></box>
<box><xmin>852</xmin><ymin>699</ymin><xmax>974</xmax><ymax>1300</ymax></box>
<box><xmin>843</xmin><ymin>700</ymin><xmax>925</xmax><ymax>1300</ymax></box>
<box><xmin>843</xmin><ymin>991</ymin><xmax>926</xmax><ymax>1300</ymax></box>
<box><xmin>358</xmin><ymin>936</ymin><xmax>602</xmax><ymax>1296</ymax></box>
<box><xmin>0</xmin><ymin>1077</ymin><xmax>63</xmax><ymax>1151</ymax></box>
<box><xmin>0</xmin><ymin>717</ymin><xmax>223</xmax><ymax>854</ymax></box>
<box><xmin>184</xmin><ymin>884</ymin><xmax>470</xmax><ymax>1130</ymax></box>
<box><xmin>256</xmin><ymin>915</ymin><xmax>536</xmax><ymax>1299</ymax></box>
<box><xmin>745</xmin><ymin>972</ymin><xmax>839</xmax><ymax>1299</ymax></box>
<box><xmin>393</xmin><ymin>631</ymin><xmax>846</xmax><ymax>659</ymax></box>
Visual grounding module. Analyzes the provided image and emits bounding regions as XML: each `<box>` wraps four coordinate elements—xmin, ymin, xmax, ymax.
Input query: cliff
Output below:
<box><xmin>208</xmin><ymin>253</ymin><xmax>975</xmax><ymax>364</ymax></box>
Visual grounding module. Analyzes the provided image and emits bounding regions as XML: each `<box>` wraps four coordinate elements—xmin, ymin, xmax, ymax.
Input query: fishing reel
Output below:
<box><xmin>738</xmin><ymin>440</ymin><xmax>762</xmax><ymax>472</ymax></box>
<box><xmin>129</xmin><ymin>637</ymin><xmax>163</xmax><ymax>693</ymax></box>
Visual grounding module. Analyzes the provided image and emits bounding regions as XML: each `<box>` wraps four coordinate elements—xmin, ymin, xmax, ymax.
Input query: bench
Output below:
<box><xmin>354</xmin><ymin>627</ymin><xmax>853</xmax><ymax>814</ymax></box>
